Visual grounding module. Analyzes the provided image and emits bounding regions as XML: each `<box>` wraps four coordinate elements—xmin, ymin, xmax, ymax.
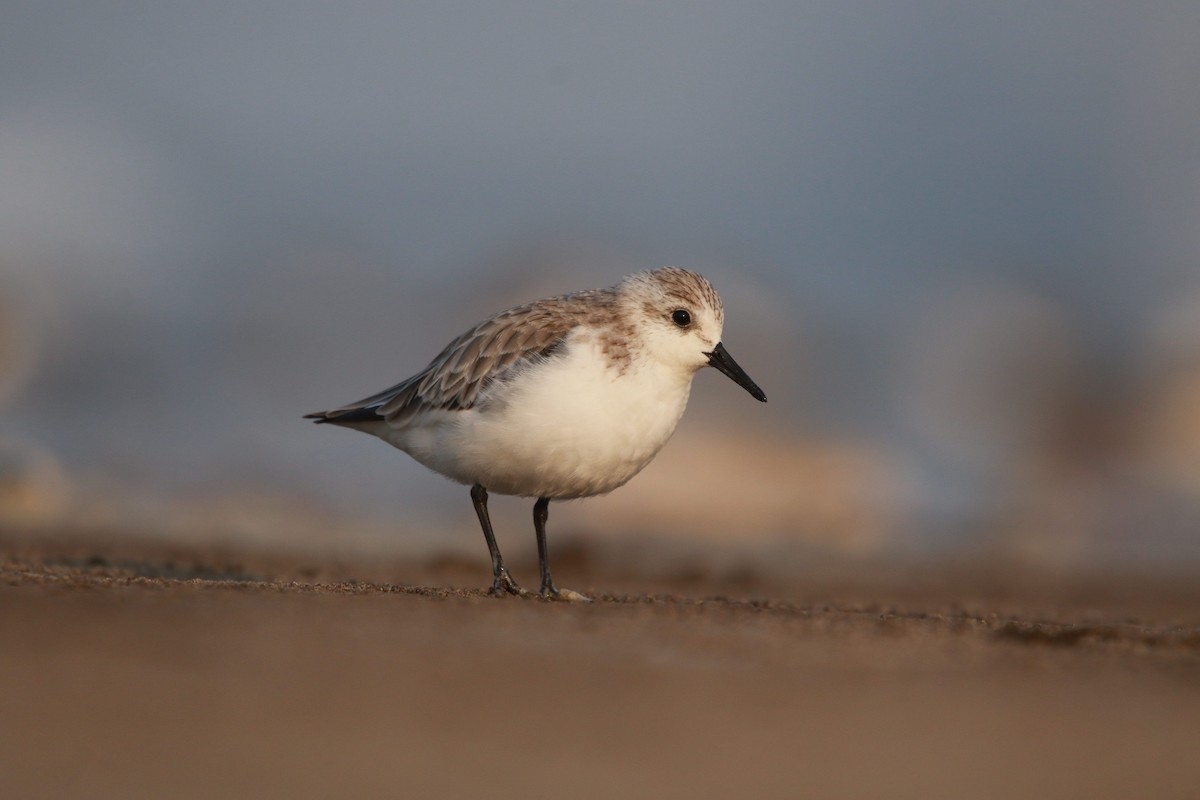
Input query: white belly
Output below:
<box><xmin>379</xmin><ymin>342</ymin><xmax>694</xmax><ymax>499</ymax></box>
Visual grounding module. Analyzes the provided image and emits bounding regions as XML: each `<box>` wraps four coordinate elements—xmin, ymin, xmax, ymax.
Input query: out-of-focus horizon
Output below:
<box><xmin>2</xmin><ymin>3</ymin><xmax>1199</xmax><ymax>568</ymax></box>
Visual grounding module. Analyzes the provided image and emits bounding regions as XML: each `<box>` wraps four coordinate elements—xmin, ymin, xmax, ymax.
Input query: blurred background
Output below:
<box><xmin>2</xmin><ymin>2</ymin><xmax>1199</xmax><ymax>571</ymax></box>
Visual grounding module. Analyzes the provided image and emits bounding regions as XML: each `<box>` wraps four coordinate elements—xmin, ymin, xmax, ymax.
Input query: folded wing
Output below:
<box><xmin>304</xmin><ymin>293</ymin><xmax>602</xmax><ymax>428</ymax></box>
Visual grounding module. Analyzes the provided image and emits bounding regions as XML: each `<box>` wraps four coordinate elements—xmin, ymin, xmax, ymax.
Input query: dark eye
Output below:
<box><xmin>671</xmin><ymin>309</ymin><xmax>692</xmax><ymax>327</ymax></box>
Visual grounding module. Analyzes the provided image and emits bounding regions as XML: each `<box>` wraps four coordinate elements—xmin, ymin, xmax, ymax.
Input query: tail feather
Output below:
<box><xmin>303</xmin><ymin>407</ymin><xmax>386</xmax><ymax>425</ymax></box>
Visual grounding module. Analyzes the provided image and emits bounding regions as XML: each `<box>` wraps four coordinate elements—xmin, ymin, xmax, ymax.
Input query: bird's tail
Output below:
<box><xmin>303</xmin><ymin>407</ymin><xmax>386</xmax><ymax>425</ymax></box>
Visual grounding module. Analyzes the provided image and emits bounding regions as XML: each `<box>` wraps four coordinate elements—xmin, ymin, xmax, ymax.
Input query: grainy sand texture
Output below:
<box><xmin>3</xmin><ymin>531</ymin><xmax>1198</xmax><ymax>800</ymax></box>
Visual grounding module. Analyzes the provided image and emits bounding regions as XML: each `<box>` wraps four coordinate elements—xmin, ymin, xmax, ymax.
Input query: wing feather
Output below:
<box><xmin>306</xmin><ymin>291</ymin><xmax>611</xmax><ymax>428</ymax></box>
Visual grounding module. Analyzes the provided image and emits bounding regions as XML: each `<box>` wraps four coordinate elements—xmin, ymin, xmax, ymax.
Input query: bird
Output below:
<box><xmin>305</xmin><ymin>266</ymin><xmax>767</xmax><ymax>600</ymax></box>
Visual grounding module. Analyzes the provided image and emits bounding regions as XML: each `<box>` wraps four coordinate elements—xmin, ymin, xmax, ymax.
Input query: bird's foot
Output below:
<box><xmin>488</xmin><ymin>568</ymin><xmax>529</xmax><ymax>597</ymax></box>
<box><xmin>539</xmin><ymin>584</ymin><xmax>592</xmax><ymax>603</ymax></box>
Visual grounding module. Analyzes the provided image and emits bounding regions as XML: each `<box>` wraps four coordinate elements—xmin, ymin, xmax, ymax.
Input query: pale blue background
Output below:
<box><xmin>3</xmin><ymin>3</ymin><xmax>1198</xmax><ymax>562</ymax></box>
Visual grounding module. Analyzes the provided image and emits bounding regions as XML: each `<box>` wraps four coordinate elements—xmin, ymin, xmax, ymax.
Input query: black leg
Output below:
<box><xmin>470</xmin><ymin>484</ymin><xmax>525</xmax><ymax>596</ymax></box>
<box><xmin>533</xmin><ymin>496</ymin><xmax>557</xmax><ymax>597</ymax></box>
<box><xmin>532</xmin><ymin>497</ymin><xmax>591</xmax><ymax>602</ymax></box>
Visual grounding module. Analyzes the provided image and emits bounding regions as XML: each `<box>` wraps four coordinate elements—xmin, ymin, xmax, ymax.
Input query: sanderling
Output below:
<box><xmin>305</xmin><ymin>267</ymin><xmax>766</xmax><ymax>600</ymax></box>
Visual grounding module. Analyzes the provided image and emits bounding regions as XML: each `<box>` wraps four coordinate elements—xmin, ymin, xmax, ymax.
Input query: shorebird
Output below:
<box><xmin>306</xmin><ymin>267</ymin><xmax>766</xmax><ymax>600</ymax></box>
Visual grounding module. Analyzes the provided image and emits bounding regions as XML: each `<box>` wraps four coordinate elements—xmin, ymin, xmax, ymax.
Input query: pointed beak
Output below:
<box><xmin>705</xmin><ymin>342</ymin><xmax>767</xmax><ymax>402</ymax></box>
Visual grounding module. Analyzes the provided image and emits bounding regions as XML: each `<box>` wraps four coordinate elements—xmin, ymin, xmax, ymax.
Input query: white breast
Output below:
<box><xmin>386</xmin><ymin>334</ymin><xmax>695</xmax><ymax>499</ymax></box>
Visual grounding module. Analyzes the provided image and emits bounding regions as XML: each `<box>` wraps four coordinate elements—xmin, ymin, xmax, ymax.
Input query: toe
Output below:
<box><xmin>489</xmin><ymin>571</ymin><xmax>528</xmax><ymax>597</ymax></box>
<box><xmin>541</xmin><ymin>587</ymin><xmax>592</xmax><ymax>603</ymax></box>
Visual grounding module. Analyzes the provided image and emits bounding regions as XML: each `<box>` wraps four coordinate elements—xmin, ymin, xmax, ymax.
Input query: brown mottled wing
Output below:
<box><xmin>307</xmin><ymin>292</ymin><xmax>606</xmax><ymax>428</ymax></box>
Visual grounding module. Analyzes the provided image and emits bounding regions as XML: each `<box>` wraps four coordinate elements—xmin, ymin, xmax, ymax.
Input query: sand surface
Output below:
<box><xmin>3</xmin><ymin>531</ymin><xmax>1199</xmax><ymax>800</ymax></box>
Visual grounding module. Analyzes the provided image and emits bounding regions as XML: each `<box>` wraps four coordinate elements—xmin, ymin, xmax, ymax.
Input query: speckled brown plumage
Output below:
<box><xmin>305</xmin><ymin>267</ymin><xmax>725</xmax><ymax>427</ymax></box>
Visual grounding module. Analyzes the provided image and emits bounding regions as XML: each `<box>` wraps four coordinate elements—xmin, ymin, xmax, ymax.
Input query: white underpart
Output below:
<box><xmin>367</xmin><ymin>327</ymin><xmax>703</xmax><ymax>499</ymax></box>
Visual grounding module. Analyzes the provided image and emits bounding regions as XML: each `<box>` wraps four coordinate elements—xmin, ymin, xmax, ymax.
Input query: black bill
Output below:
<box><xmin>706</xmin><ymin>342</ymin><xmax>767</xmax><ymax>402</ymax></box>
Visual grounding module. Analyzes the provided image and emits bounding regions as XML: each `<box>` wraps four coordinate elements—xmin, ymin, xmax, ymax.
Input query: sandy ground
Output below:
<box><xmin>3</xmin><ymin>529</ymin><xmax>1199</xmax><ymax>800</ymax></box>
